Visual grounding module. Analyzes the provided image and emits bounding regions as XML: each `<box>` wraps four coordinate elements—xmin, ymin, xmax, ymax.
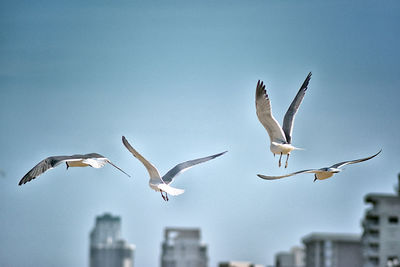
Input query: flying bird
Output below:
<box><xmin>122</xmin><ymin>136</ymin><xmax>227</xmax><ymax>201</ymax></box>
<box><xmin>256</xmin><ymin>72</ymin><xmax>312</xmax><ymax>168</ymax></box>
<box><xmin>18</xmin><ymin>153</ymin><xmax>130</xmax><ymax>185</ymax></box>
<box><xmin>257</xmin><ymin>150</ymin><xmax>381</xmax><ymax>182</ymax></box>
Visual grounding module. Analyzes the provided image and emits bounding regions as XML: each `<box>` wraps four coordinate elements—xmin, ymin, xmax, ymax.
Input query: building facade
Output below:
<box><xmin>161</xmin><ymin>227</ymin><xmax>208</xmax><ymax>267</ymax></box>
<box><xmin>275</xmin><ymin>246</ymin><xmax>305</xmax><ymax>267</ymax></box>
<box><xmin>219</xmin><ymin>261</ymin><xmax>264</xmax><ymax>267</ymax></box>
<box><xmin>89</xmin><ymin>213</ymin><xmax>135</xmax><ymax>267</ymax></box>
<box><xmin>275</xmin><ymin>252</ymin><xmax>295</xmax><ymax>267</ymax></box>
<box><xmin>361</xmin><ymin>176</ymin><xmax>400</xmax><ymax>267</ymax></box>
<box><xmin>302</xmin><ymin>233</ymin><xmax>362</xmax><ymax>267</ymax></box>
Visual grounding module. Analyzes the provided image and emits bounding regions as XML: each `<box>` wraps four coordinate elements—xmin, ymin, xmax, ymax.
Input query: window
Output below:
<box><xmin>388</xmin><ymin>216</ymin><xmax>398</xmax><ymax>224</ymax></box>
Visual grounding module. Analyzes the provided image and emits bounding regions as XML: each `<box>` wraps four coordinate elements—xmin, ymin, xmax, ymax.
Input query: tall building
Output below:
<box><xmin>361</xmin><ymin>175</ymin><xmax>400</xmax><ymax>267</ymax></box>
<box><xmin>302</xmin><ymin>233</ymin><xmax>362</xmax><ymax>267</ymax></box>
<box><xmin>161</xmin><ymin>227</ymin><xmax>208</xmax><ymax>267</ymax></box>
<box><xmin>89</xmin><ymin>213</ymin><xmax>135</xmax><ymax>267</ymax></box>
<box><xmin>275</xmin><ymin>252</ymin><xmax>295</xmax><ymax>267</ymax></box>
<box><xmin>275</xmin><ymin>246</ymin><xmax>305</xmax><ymax>267</ymax></box>
<box><xmin>219</xmin><ymin>261</ymin><xmax>264</xmax><ymax>267</ymax></box>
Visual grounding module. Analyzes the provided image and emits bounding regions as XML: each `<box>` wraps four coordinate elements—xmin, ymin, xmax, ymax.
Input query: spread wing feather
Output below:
<box><xmin>282</xmin><ymin>72</ymin><xmax>312</xmax><ymax>144</ymax></box>
<box><xmin>162</xmin><ymin>151</ymin><xmax>227</xmax><ymax>184</ymax></box>
<box><xmin>330</xmin><ymin>150</ymin><xmax>382</xmax><ymax>169</ymax></box>
<box><xmin>257</xmin><ymin>169</ymin><xmax>318</xmax><ymax>180</ymax></box>
<box><xmin>122</xmin><ymin>136</ymin><xmax>161</xmax><ymax>179</ymax></box>
<box><xmin>19</xmin><ymin>156</ymin><xmax>74</xmax><ymax>185</ymax></box>
<box><xmin>255</xmin><ymin>80</ymin><xmax>287</xmax><ymax>143</ymax></box>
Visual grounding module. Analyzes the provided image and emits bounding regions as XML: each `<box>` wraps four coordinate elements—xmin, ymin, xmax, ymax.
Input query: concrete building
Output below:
<box><xmin>361</xmin><ymin>175</ymin><xmax>400</xmax><ymax>267</ymax></box>
<box><xmin>219</xmin><ymin>261</ymin><xmax>264</xmax><ymax>267</ymax></box>
<box><xmin>302</xmin><ymin>233</ymin><xmax>362</xmax><ymax>267</ymax></box>
<box><xmin>275</xmin><ymin>252</ymin><xmax>295</xmax><ymax>267</ymax></box>
<box><xmin>161</xmin><ymin>227</ymin><xmax>208</xmax><ymax>267</ymax></box>
<box><xmin>275</xmin><ymin>246</ymin><xmax>305</xmax><ymax>267</ymax></box>
<box><xmin>89</xmin><ymin>213</ymin><xmax>135</xmax><ymax>267</ymax></box>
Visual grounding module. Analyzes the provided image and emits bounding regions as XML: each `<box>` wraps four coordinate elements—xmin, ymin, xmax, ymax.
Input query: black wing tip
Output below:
<box><xmin>122</xmin><ymin>136</ymin><xmax>130</xmax><ymax>147</ymax></box>
<box><xmin>257</xmin><ymin>174</ymin><xmax>270</xmax><ymax>180</ymax></box>
<box><xmin>301</xmin><ymin>72</ymin><xmax>312</xmax><ymax>90</ymax></box>
<box><xmin>256</xmin><ymin>80</ymin><xmax>267</xmax><ymax>99</ymax></box>
<box><xmin>18</xmin><ymin>175</ymin><xmax>32</xmax><ymax>186</ymax></box>
<box><xmin>256</xmin><ymin>79</ymin><xmax>265</xmax><ymax>88</ymax></box>
<box><xmin>373</xmin><ymin>149</ymin><xmax>382</xmax><ymax>157</ymax></box>
<box><xmin>211</xmin><ymin>151</ymin><xmax>228</xmax><ymax>159</ymax></box>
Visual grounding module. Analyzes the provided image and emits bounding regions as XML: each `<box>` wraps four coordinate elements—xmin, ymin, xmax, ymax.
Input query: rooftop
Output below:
<box><xmin>302</xmin><ymin>232</ymin><xmax>360</xmax><ymax>243</ymax></box>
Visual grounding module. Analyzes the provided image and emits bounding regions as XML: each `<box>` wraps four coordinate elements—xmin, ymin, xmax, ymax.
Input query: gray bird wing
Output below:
<box><xmin>257</xmin><ymin>169</ymin><xmax>318</xmax><ymax>180</ymax></box>
<box><xmin>18</xmin><ymin>155</ymin><xmax>75</xmax><ymax>185</ymax></box>
<box><xmin>330</xmin><ymin>150</ymin><xmax>382</xmax><ymax>169</ymax></box>
<box><xmin>122</xmin><ymin>136</ymin><xmax>161</xmax><ymax>179</ymax></box>
<box><xmin>255</xmin><ymin>80</ymin><xmax>287</xmax><ymax>143</ymax></box>
<box><xmin>162</xmin><ymin>151</ymin><xmax>227</xmax><ymax>184</ymax></box>
<box><xmin>282</xmin><ymin>72</ymin><xmax>312</xmax><ymax>144</ymax></box>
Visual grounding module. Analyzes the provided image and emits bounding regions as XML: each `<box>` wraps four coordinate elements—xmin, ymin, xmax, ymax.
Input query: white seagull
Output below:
<box><xmin>122</xmin><ymin>136</ymin><xmax>227</xmax><ymax>201</ymax></box>
<box><xmin>257</xmin><ymin>150</ymin><xmax>381</xmax><ymax>182</ymax></box>
<box><xmin>256</xmin><ymin>72</ymin><xmax>312</xmax><ymax>168</ymax></box>
<box><xmin>18</xmin><ymin>153</ymin><xmax>130</xmax><ymax>185</ymax></box>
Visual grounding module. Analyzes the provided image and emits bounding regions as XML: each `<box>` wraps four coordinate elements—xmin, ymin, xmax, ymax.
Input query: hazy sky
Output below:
<box><xmin>1</xmin><ymin>1</ymin><xmax>399</xmax><ymax>266</ymax></box>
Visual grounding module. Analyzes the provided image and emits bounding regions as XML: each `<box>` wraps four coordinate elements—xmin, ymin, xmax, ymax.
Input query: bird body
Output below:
<box><xmin>122</xmin><ymin>136</ymin><xmax>226</xmax><ymax>201</ymax></box>
<box><xmin>270</xmin><ymin>142</ymin><xmax>299</xmax><ymax>155</ymax></box>
<box><xmin>255</xmin><ymin>72</ymin><xmax>312</xmax><ymax>167</ymax></box>
<box><xmin>313</xmin><ymin>168</ymin><xmax>341</xmax><ymax>180</ymax></box>
<box><xmin>257</xmin><ymin>150</ymin><xmax>381</xmax><ymax>182</ymax></box>
<box><xmin>19</xmin><ymin>153</ymin><xmax>130</xmax><ymax>185</ymax></box>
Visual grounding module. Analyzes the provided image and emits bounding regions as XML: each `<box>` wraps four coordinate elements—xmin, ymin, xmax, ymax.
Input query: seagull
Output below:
<box><xmin>257</xmin><ymin>150</ymin><xmax>381</xmax><ymax>182</ymax></box>
<box><xmin>122</xmin><ymin>136</ymin><xmax>227</xmax><ymax>201</ymax></box>
<box><xmin>18</xmin><ymin>153</ymin><xmax>130</xmax><ymax>185</ymax></box>
<box><xmin>256</xmin><ymin>72</ymin><xmax>312</xmax><ymax>168</ymax></box>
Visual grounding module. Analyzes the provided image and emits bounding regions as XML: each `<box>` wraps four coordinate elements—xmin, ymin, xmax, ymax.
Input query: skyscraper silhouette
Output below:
<box><xmin>89</xmin><ymin>213</ymin><xmax>135</xmax><ymax>267</ymax></box>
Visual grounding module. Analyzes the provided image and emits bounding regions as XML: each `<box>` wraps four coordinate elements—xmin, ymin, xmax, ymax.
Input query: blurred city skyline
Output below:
<box><xmin>1</xmin><ymin>1</ymin><xmax>399</xmax><ymax>266</ymax></box>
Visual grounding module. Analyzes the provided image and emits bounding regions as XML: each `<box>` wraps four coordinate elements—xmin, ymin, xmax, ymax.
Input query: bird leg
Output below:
<box><xmin>160</xmin><ymin>191</ymin><xmax>167</xmax><ymax>201</ymax></box>
<box><xmin>278</xmin><ymin>153</ymin><xmax>282</xmax><ymax>167</ymax></box>
<box><xmin>66</xmin><ymin>162</ymin><xmax>70</xmax><ymax>170</ymax></box>
<box><xmin>165</xmin><ymin>193</ymin><xmax>169</xmax><ymax>201</ymax></box>
<box><xmin>285</xmin><ymin>154</ymin><xmax>290</xmax><ymax>168</ymax></box>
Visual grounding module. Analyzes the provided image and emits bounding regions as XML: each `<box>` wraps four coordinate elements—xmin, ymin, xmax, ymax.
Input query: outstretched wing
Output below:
<box><xmin>255</xmin><ymin>80</ymin><xmax>287</xmax><ymax>143</ymax></box>
<box><xmin>122</xmin><ymin>136</ymin><xmax>161</xmax><ymax>179</ymax></box>
<box><xmin>162</xmin><ymin>151</ymin><xmax>227</xmax><ymax>184</ymax></box>
<box><xmin>330</xmin><ymin>150</ymin><xmax>382</xmax><ymax>169</ymax></box>
<box><xmin>257</xmin><ymin>169</ymin><xmax>318</xmax><ymax>180</ymax></box>
<box><xmin>18</xmin><ymin>156</ymin><xmax>72</xmax><ymax>185</ymax></box>
<box><xmin>105</xmin><ymin>160</ymin><xmax>131</xmax><ymax>177</ymax></box>
<box><xmin>282</xmin><ymin>72</ymin><xmax>312</xmax><ymax>144</ymax></box>
<box><xmin>80</xmin><ymin>153</ymin><xmax>130</xmax><ymax>177</ymax></box>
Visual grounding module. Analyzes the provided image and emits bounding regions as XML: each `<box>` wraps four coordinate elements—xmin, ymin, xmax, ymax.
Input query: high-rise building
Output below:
<box><xmin>302</xmin><ymin>233</ymin><xmax>362</xmax><ymax>267</ymax></box>
<box><xmin>218</xmin><ymin>261</ymin><xmax>264</xmax><ymax>267</ymax></box>
<box><xmin>275</xmin><ymin>246</ymin><xmax>305</xmax><ymax>267</ymax></box>
<box><xmin>161</xmin><ymin>227</ymin><xmax>208</xmax><ymax>267</ymax></box>
<box><xmin>361</xmin><ymin>175</ymin><xmax>400</xmax><ymax>267</ymax></box>
<box><xmin>89</xmin><ymin>213</ymin><xmax>135</xmax><ymax>267</ymax></box>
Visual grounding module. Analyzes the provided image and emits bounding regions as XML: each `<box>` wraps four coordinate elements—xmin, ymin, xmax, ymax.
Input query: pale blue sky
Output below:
<box><xmin>1</xmin><ymin>1</ymin><xmax>399</xmax><ymax>266</ymax></box>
